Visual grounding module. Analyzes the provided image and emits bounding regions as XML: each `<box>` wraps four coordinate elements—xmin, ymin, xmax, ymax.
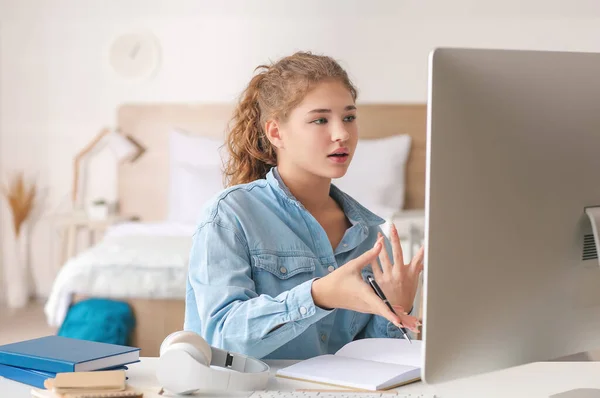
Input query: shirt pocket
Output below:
<box><xmin>252</xmin><ymin>253</ymin><xmax>319</xmax><ymax>296</ymax></box>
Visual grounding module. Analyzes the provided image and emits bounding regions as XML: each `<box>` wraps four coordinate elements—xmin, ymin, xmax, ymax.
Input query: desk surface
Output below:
<box><xmin>3</xmin><ymin>357</ymin><xmax>600</xmax><ymax>398</ymax></box>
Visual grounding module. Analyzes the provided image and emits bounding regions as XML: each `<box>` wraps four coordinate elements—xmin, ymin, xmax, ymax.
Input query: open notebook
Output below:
<box><xmin>276</xmin><ymin>338</ymin><xmax>422</xmax><ymax>391</ymax></box>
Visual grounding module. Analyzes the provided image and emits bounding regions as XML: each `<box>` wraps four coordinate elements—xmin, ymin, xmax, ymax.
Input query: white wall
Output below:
<box><xmin>1</xmin><ymin>0</ymin><xmax>600</xmax><ymax>299</ymax></box>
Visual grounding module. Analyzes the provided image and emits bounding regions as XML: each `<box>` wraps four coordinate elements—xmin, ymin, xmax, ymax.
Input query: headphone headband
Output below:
<box><xmin>210</xmin><ymin>345</ymin><xmax>269</xmax><ymax>373</ymax></box>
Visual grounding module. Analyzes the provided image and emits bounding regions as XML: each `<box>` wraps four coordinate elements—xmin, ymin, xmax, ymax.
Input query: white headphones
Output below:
<box><xmin>156</xmin><ymin>331</ymin><xmax>271</xmax><ymax>395</ymax></box>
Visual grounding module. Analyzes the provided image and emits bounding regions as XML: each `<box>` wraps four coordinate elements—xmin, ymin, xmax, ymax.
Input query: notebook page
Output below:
<box><xmin>335</xmin><ymin>338</ymin><xmax>423</xmax><ymax>368</ymax></box>
<box><xmin>276</xmin><ymin>354</ymin><xmax>419</xmax><ymax>391</ymax></box>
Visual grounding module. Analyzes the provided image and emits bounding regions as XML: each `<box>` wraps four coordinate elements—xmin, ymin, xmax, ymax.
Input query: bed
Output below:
<box><xmin>45</xmin><ymin>103</ymin><xmax>427</xmax><ymax>356</ymax></box>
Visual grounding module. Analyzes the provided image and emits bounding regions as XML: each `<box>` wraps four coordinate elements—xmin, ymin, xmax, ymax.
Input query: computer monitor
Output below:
<box><xmin>422</xmin><ymin>47</ymin><xmax>600</xmax><ymax>384</ymax></box>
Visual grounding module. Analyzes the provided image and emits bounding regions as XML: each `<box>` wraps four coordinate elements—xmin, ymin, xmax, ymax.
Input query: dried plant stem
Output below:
<box><xmin>1</xmin><ymin>172</ymin><xmax>37</xmax><ymax>236</ymax></box>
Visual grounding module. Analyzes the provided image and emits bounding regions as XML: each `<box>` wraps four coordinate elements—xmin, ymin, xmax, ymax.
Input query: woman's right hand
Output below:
<box><xmin>311</xmin><ymin>236</ymin><xmax>420</xmax><ymax>333</ymax></box>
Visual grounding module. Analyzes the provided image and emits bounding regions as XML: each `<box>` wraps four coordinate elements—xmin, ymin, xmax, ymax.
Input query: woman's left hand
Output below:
<box><xmin>372</xmin><ymin>223</ymin><xmax>424</xmax><ymax>320</ymax></box>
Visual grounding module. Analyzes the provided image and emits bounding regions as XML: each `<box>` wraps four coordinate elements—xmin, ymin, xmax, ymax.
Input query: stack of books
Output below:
<box><xmin>0</xmin><ymin>335</ymin><xmax>140</xmax><ymax>389</ymax></box>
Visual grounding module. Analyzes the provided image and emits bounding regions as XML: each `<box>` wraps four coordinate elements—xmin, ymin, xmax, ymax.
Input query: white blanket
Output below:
<box><xmin>44</xmin><ymin>223</ymin><xmax>194</xmax><ymax>327</ymax></box>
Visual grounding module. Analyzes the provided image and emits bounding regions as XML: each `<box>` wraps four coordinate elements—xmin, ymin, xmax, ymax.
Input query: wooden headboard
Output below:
<box><xmin>117</xmin><ymin>103</ymin><xmax>427</xmax><ymax>221</ymax></box>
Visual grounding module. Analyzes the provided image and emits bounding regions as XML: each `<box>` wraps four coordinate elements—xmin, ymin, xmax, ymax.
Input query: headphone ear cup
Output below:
<box><xmin>191</xmin><ymin>334</ymin><xmax>212</xmax><ymax>366</ymax></box>
<box><xmin>159</xmin><ymin>331</ymin><xmax>212</xmax><ymax>366</ymax></box>
<box><xmin>159</xmin><ymin>331</ymin><xmax>180</xmax><ymax>355</ymax></box>
<box><xmin>157</xmin><ymin>348</ymin><xmax>204</xmax><ymax>395</ymax></box>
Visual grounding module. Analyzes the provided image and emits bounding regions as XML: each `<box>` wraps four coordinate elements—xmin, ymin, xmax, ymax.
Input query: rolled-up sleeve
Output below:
<box><xmin>184</xmin><ymin>219</ymin><xmax>332</xmax><ymax>359</ymax></box>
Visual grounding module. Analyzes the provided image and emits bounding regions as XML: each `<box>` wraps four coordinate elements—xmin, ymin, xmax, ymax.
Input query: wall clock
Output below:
<box><xmin>109</xmin><ymin>32</ymin><xmax>161</xmax><ymax>80</ymax></box>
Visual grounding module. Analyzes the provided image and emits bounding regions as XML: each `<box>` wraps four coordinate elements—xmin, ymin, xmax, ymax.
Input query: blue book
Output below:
<box><xmin>0</xmin><ymin>363</ymin><xmax>129</xmax><ymax>389</ymax></box>
<box><xmin>0</xmin><ymin>363</ymin><xmax>55</xmax><ymax>389</ymax></box>
<box><xmin>0</xmin><ymin>336</ymin><xmax>140</xmax><ymax>373</ymax></box>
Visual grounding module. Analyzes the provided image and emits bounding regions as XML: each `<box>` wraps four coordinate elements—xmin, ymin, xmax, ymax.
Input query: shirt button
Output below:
<box><xmin>299</xmin><ymin>306</ymin><xmax>307</xmax><ymax>315</ymax></box>
<box><xmin>327</xmin><ymin>265</ymin><xmax>335</xmax><ymax>272</ymax></box>
<box><xmin>280</xmin><ymin>266</ymin><xmax>287</xmax><ymax>274</ymax></box>
<box><xmin>321</xmin><ymin>334</ymin><xmax>327</xmax><ymax>342</ymax></box>
<box><xmin>343</xmin><ymin>243</ymin><xmax>348</xmax><ymax>248</ymax></box>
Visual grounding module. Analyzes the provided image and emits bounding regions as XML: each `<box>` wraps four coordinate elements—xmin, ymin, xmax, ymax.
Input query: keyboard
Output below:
<box><xmin>247</xmin><ymin>392</ymin><xmax>436</xmax><ymax>398</ymax></box>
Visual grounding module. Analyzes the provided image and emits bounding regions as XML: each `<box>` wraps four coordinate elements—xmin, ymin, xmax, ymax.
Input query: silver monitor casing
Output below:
<box><xmin>422</xmin><ymin>47</ymin><xmax>600</xmax><ymax>384</ymax></box>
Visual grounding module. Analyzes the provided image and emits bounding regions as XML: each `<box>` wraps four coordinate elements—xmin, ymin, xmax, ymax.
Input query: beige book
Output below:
<box><xmin>31</xmin><ymin>385</ymin><xmax>142</xmax><ymax>398</ymax></box>
<box><xmin>39</xmin><ymin>370</ymin><xmax>131</xmax><ymax>397</ymax></box>
<box><xmin>52</xmin><ymin>370</ymin><xmax>126</xmax><ymax>391</ymax></box>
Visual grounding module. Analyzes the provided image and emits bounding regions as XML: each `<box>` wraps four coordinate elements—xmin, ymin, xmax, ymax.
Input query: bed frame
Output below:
<box><xmin>116</xmin><ymin>103</ymin><xmax>428</xmax><ymax>220</ymax></box>
<box><xmin>77</xmin><ymin>103</ymin><xmax>428</xmax><ymax>356</ymax></box>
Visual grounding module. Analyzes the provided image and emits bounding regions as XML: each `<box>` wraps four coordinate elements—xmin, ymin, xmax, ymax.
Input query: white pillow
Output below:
<box><xmin>333</xmin><ymin>134</ymin><xmax>411</xmax><ymax>218</ymax></box>
<box><xmin>167</xmin><ymin>128</ymin><xmax>228</xmax><ymax>225</ymax></box>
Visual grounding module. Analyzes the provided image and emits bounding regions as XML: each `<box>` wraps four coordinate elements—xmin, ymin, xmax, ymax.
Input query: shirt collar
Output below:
<box><xmin>265</xmin><ymin>166</ymin><xmax>385</xmax><ymax>227</ymax></box>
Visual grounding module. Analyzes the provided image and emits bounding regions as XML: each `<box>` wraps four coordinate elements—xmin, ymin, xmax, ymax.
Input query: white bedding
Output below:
<box><xmin>44</xmin><ymin>222</ymin><xmax>195</xmax><ymax>327</ymax></box>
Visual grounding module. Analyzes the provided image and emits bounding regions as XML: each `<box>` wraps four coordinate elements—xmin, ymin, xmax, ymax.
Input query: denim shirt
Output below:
<box><xmin>184</xmin><ymin>167</ymin><xmax>407</xmax><ymax>360</ymax></box>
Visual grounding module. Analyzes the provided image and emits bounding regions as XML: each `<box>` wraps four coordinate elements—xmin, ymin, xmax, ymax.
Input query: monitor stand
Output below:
<box><xmin>551</xmin><ymin>348</ymin><xmax>600</xmax><ymax>362</ymax></box>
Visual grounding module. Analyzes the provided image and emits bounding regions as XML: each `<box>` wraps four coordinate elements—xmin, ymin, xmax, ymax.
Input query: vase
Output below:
<box><xmin>2</xmin><ymin>226</ymin><xmax>31</xmax><ymax>309</ymax></box>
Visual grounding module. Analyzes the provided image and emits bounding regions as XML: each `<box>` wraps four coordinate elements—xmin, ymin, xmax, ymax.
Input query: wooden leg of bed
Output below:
<box><xmin>129</xmin><ymin>298</ymin><xmax>186</xmax><ymax>357</ymax></box>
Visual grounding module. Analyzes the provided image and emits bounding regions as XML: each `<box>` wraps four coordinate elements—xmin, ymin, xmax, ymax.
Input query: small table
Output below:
<box><xmin>47</xmin><ymin>212</ymin><xmax>133</xmax><ymax>270</ymax></box>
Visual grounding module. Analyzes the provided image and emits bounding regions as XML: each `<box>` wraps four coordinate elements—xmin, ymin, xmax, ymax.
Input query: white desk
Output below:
<box><xmin>3</xmin><ymin>358</ymin><xmax>600</xmax><ymax>398</ymax></box>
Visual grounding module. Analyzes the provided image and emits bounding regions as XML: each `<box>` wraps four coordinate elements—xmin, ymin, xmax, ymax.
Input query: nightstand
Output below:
<box><xmin>48</xmin><ymin>211</ymin><xmax>134</xmax><ymax>269</ymax></box>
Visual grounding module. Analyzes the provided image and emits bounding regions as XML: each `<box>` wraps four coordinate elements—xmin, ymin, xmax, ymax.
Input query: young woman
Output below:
<box><xmin>184</xmin><ymin>51</ymin><xmax>424</xmax><ymax>360</ymax></box>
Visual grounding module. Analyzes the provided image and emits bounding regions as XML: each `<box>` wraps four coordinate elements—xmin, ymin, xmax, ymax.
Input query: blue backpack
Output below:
<box><xmin>57</xmin><ymin>298</ymin><xmax>136</xmax><ymax>346</ymax></box>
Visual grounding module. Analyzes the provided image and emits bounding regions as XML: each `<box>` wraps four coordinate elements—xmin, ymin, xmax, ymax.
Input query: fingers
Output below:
<box><xmin>372</xmin><ymin>297</ymin><xmax>403</xmax><ymax>327</ymax></box>
<box><xmin>377</xmin><ymin>232</ymin><xmax>393</xmax><ymax>276</ymax></box>
<box><xmin>360</xmin><ymin>284</ymin><xmax>401</xmax><ymax>326</ymax></box>
<box><xmin>374</xmin><ymin>232</ymin><xmax>390</xmax><ymax>278</ymax></box>
<box><xmin>390</xmin><ymin>223</ymin><xmax>405</xmax><ymax>274</ymax></box>
<box><xmin>350</xmin><ymin>236</ymin><xmax>384</xmax><ymax>271</ymax></box>
<box><xmin>392</xmin><ymin>304</ymin><xmax>421</xmax><ymax>333</ymax></box>
<box><xmin>391</xmin><ymin>304</ymin><xmax>407</xmax><ymax>314</ymax></box>
<box><xmin>411</xmin><ymin>246</ymin><xmax>425</xmax><ymax>273</ymax></box>
<box><xmin>399</xmin><ymin>314</ymin><xmax>422</xmax><ymax>334</ymax></box>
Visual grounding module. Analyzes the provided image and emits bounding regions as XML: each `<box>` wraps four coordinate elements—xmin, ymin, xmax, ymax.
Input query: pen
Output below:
<box><xmin>367</xmin><ymin>275</ymin><xmax>412</xmax><ymax>344</ymax></box>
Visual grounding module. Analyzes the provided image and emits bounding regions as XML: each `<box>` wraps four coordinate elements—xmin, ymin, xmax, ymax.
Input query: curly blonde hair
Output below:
<box><xmin>223</xmin><ymin>51</ymin><xmax>358</xmax><ymax>187</ymax></box>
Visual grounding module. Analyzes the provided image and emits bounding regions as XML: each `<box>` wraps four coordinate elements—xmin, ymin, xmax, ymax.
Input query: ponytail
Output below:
<box><xmin>224</xmin><ymin>66</ymin><xmax>277</xmax><ymax>187</ymax></box>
